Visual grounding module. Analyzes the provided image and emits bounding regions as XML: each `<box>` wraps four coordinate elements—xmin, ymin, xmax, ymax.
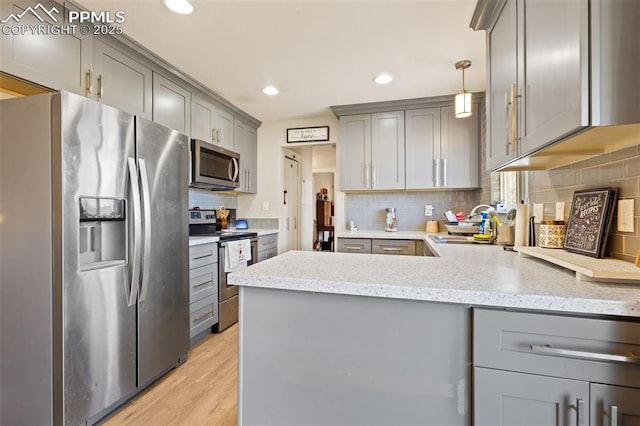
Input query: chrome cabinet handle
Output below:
<box><xmin>510</xmin><ymin>83</ymin><xmax>518</xmax><ymax>155</ymax></box>
<box><xmin>382</xmin><ymin>247</ymin><xmax>407</xmax><ymax>252</ymax></box>
<box><xmin>85</xmin><ymin>68</ymin><xmax>93</xmax><ymax>95</ymax></box>
<box><xmin>344</xmin><ymin>246</ymin><xmax>363</xmax><ymax>251</ymax></box>
<box><xmin>127</xmin><ymin>157</ymin><xmax>141</xmax><ymax>307</ymax></box>
<box><xmin>191</xmin><ymin>252</ymin><xmax>213</xmax><ymax>261</ymax></box>
<box><xmin>371</xmin><ymin>162</ymin><xmax>376</xmax><ymax>189</ymax></box>
<box><xmin>604</xmin><ymin>405</ymin><xmax>619</xmax><ymax>426</ymax></box>
<box><xmin>434</xmin><ymin>159</ymin><xmax>441</xmax><ymax>187</ymax></box>
<box><xmin>193</xmin><ymin>311</ymin><xmax>213</xmax><ymax>323</ymax></box>
<box><xmin>442</xmin><ymin>158</ymin><xmax>447</xmax><ymax>187</ymax></box>
<box><xmin>576</xmin><ymin>398</ymin><xmax>585</xmax><ymax>426</ymax></box>
<box><xmin>212</xmin><ymin>128</ymin><xmax>216</xmax><ymax>143</ymax></box>
<box><xmin>97</xmin><ymin>74</ymin><xmax>104</xmax><ymax>100</ymax></box>
<box><xmin>531</xmin><ymin>344</ymin><xmax>640</xmax><ymax>364</ymax></box>
<box><xmin>505</xmin><ymin>90</ymin><xmax>511</xmax><ymax>155</ymax></box>
<box><xmin>365</xmin><ymin>162</ymin><xmax>370</xmax><ymax>189</ymax></box>
<box><xmin>138</xmin><ymin>159</ymin><xmax>152</xmax><ymax>302</ymax></box>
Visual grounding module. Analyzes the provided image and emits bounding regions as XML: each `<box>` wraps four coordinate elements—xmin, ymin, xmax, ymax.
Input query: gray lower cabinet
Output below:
<box><xmin>337</xmin><ymin>237</ymin><xmax>372</xmax><ymax>254</ymax></box>
<box><xmin>0</xmin><ymin>0</ymin><xmax>92</xmax><ymax>96</ymax></box>
<box><xmin>475</xmin><ymin>368</ymin><xmax>589</xmax><ymax>426</ymax></box>
<box><xmin>474</xmin><ymin>308</ymin><xmax>640</xmax><ymax>426</ymax></box>
<box><xmin>92</xmin><ymin>39</ymin><xmax>153</xmax><ymax>119</ymax></box>
<box><xmin>257</xmin><ymin>233</ymin><xmax>278</xmax><ymax>262</ymax></box>
<box><xmin>188</xmin><ymin>243</ymin><xmax>219</xmax><ymax>343</ymax></box>
<box><xmin>152</xmin><ymin>73</ymin><xmax>191</xmax><ymax>135</ymax></box>
<box><xmin>239</xmin><ymin>287</ymin><xmax>470</xmax><ymax>425</ymax></box>
<box><xmin>371</xmin><ymin>239</ymin><xmax>416</xmax><ymax>256</ymax></box>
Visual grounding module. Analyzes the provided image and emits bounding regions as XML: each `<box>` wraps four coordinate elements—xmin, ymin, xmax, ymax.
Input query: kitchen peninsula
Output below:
<box><xmin>230</xmin><ymin>237</ymin><xmax>640</xmax><ymax>425</ymax></box>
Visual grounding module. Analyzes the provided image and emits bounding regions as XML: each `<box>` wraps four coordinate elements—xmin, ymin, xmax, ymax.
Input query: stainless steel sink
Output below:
<box><xmin>430</xmin><ymin>235</ymin><xmax>476</xmax><ymax>244</ymax></box>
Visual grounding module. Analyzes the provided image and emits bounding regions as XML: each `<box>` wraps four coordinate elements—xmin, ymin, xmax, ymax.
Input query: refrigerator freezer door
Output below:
<box><xmin>135</xmin><ymin>117</ymin><xmax>189</xmax><ymax>386</ymax></box>
<box><xmin>59</xmin><ymin>92</ymin><xmax>138</xmax><ymax>424</ymax></box>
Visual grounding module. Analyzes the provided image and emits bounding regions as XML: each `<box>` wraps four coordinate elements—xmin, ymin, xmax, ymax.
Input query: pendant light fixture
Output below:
<box><xmin>454</xmin><ymin>60</ymin><xmax>472</xmax><ymax>118</ymax></box>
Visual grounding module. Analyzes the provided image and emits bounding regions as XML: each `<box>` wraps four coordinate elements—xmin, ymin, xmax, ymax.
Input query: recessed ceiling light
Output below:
<box><xmin>163</xmin><ymin>0</ymin><xmax>193</xmax><ymax>15</ymax></box>
<box><xmin>374</xmin><ymin>73</ymin><xmax>393</xmax><ymax>85</ymax></box>
<box><xmin>262</xmin><ymin>86</ymin><xmax>279</xmax><ymax>96</ymax></box>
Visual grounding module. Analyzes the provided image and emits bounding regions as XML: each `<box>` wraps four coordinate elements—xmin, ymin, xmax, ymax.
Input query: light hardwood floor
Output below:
<box><xmin>101</xmin><ymin>325</ymin><xmax>238</xmax><ymax>425</ymax></box>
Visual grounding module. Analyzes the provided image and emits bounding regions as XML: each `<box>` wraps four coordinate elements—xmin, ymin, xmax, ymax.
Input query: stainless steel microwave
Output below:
<box><xmin>191</xmin><ymin>139</ymin><xmax>240</xmax><ymax>190</ymax></box>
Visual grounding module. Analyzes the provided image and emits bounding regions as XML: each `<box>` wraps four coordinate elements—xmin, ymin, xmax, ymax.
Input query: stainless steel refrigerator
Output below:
<box><xmin>0</xmin><ymin>91</ymin><xmax>189</xmax><ymax>425</ymax></box>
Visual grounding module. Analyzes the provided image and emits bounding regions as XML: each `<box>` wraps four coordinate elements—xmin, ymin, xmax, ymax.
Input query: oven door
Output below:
<box><xmin>218</xmin><ymin>241</ymin><xmax>240</xmax><ymax>301</ymax></box>
<box><xmin>191</xmin><ymin>139</ymin><xmax>240</xmax><ymax>190</ymax></box>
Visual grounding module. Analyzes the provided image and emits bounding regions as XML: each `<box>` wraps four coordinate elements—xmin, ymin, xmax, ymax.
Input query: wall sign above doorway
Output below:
<box><xmin>286</xmin><ymin>126</ymin><xmax>329</xmax><ymax>143</ymax></box>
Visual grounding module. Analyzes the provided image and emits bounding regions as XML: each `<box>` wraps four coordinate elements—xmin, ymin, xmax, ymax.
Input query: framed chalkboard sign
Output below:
<box><xmin>564</xmin><ymin>188</ymin><xmax>617</xmax><ymax>258</ymax></box>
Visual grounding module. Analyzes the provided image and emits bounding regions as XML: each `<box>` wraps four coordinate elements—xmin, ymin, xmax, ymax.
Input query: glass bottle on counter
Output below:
<box><xmin>385</xmin><ymin>208</ymin><xmax>397</xmax><ymax>232</ymax></box>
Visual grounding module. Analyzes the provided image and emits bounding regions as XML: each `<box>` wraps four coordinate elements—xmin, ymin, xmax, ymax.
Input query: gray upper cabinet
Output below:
<box><xmin>486</xmin><ymin>0</ymin><xmax>517</xmax><ymax>171</ymax></box>
<box><xmin>214</xmin><ymin>108</ymin><xmax>234</xmax><ymax>151</ymax></box>
<box><xmin>152</xmin><ymin>73</ymin><xmax>191</xmax><ymax>135</ymax></box>
<box><xmin>339</xmin><ymin>111</ymin><xmax>404</xmax><ymax>191</ymax></box>
<box><xmin>406</xmin><ymin>105</ymin><xmax>478</xmax><ymax>189</ymax></box>
<box><xmin>234</xmin><ymin>119</ymin><xmax>257</xmax><ymax>194</ymax></box>
<box><xmin>405</xmin><ymin>108</ymin><xmax>440</xmax><ymax>189</ymax></box>
<box><xmin>92</xmin><ymin>39</ymin><xmax>152</xmax><ymax>119</ymax></box>
<box><xmin>339</xmin><ymin>114</ymin><xmax>371</xmax><ymax>191</ymax></box>
<box><xmin>0</xmin><ymin>0</ymin><xmax>92</xmax><ymax>96</ymax></box>
<box><xmin>191</xmin><ymin>95</ymin><xmax>215</xmax><ymax>143</ymax></box>
<box><xmin>476</xmin><ymin>0</ymin><xmax>640</xmax><ymax>171</ymax></box>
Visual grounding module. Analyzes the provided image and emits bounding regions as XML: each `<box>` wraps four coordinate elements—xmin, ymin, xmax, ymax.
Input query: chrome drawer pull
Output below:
<box><xmin>531</xmin><ymin>344</ymin><xmax>640</xmax><ymax>364</ymax></box>
<box><xmin>193</xmin><ymin>311</ymin><xmax>213</xmax><ymax>323</ymax></box>
<box><xmin>192</xmin><ymin>252</ymin><xmax>213</xmax><ymax>261</ymax></box>
<box><xmin>382</xmin><ymin>247</ymin><xmax>407</xmax><ymax>252</ymax></box>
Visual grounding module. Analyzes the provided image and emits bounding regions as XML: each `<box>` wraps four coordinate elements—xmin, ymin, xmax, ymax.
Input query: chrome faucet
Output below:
<box><xmin>467</xmin><ymin>204</ymin><xmax>492</xmax><ymax>220</ymax></box>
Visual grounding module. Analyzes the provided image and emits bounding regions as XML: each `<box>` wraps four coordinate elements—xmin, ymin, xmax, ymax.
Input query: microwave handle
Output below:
<box><xmin>229</xmin><ymin>157</ymin><xmax>239</xmax><ymax>182</ymax></box>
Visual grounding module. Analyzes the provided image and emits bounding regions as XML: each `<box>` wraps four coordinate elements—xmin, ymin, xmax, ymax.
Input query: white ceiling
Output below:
<box><xmin>78</xmin><ymin>0</ymin><xmax>486</xmax><ymax>122</ymax></box>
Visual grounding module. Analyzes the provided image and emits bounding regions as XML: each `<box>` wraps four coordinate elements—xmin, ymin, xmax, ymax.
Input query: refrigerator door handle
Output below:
<box><xmin>127</xmin><ymin>157</ymin><xmax>141</xmax><ymax>306</ymax></box>
<box><xmin>138</xmin><ymin>158</ymin><xmax>152</xmax><ymax>302</ymax></box>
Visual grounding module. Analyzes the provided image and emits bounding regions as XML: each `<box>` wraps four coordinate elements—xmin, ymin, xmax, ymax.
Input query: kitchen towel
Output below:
<box><xmin>225</xmin><ymin>239</ymin><xmax>252</xmax><ymax>272</ymax></box>
<box><xmin>514</xmin><ymin>203</ymin><xmax>530</xmax><ymax>247</ymax></box>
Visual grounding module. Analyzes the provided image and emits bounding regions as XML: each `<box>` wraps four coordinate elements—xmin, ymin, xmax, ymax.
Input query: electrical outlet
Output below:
<box><xmin>618</xmin><ymin>199</ymin><xmax>634</xmax><ymax>232</ymax></box>
<box><xmin>262</xmin><ymin>201</ymin><xmax>269</xmax><ymax>211</ymax></box>
<box><xmin>533</xmin><ymin>203</ymin><xmax>544</xmax><ymax>223</ymax></box>
<box><xmin>424</xmin><ymin>205</ymin><xmax>434</xmax><ymax>217</ymax></box>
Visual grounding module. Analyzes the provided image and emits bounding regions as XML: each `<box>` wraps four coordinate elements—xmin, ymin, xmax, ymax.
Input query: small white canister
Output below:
<box><xmin>539</xmin><ymin>221</ymin><xmax>566</xmax><ymax>248</ymax></box>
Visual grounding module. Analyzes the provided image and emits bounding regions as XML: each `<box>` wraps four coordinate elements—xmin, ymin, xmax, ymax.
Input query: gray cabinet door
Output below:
<box><xmin>371</xmin><ymin>111</ymin><xmax>405</xmax><ymax>190</ymax></box>
<box><xmin>518</xmin><ymin>0</ymin><xmax>589</xmax><ymax>156</ymax></box>
<box><xmin>152</xmin><ymin>73</ymin><xmax>190</xmax><ymax>135</ymax></box>
<box><xmin>214</xmin><ymin>107</ymin><xmax>234</xmax><ymax>151</ymax></box>
<box><xmin>440</xmin><ymin>105</ymin><xmax>479</xmax><ymax>188</ymax></box>
<box><xmin>233</xmin><ymin>119</ymin><xmax>257</xmax><ymax>193</ymax></box>
<box><xmin>191</xmin><ymin>95</ymin><xmax>215</xmax><ymax>143</ymax></box>
<box><xmin>405</xmin><ymin>108</ymin><xmax>440</xmax><ymax>189</ymax></box>
<box><xmin>474</xmin><ymin>368</ymin><xmax>589</xmax><ymax>426</ymax></box>
<box><xmin>93</xmin><ymin>39</ymin><xmax>152</xmax><ymax>119</ymax></box>
<box><xmin>486</xmin><ymin>0</ymin><xmax>517</xmax><ymax>171</ymax></box>
<box><xmin>339</xmin><ymin>114</ymin><xmax>371</xmax><ymax>191</ymax></box>
<box><xmin>0</xmin><ymin>0</ymin><xmax>92</xmax><ymax>96</ymax></box>
<box><xmin>591</xmin><ymin>384</ymin><xmax>640</xmax><ymax>426</ymax></box>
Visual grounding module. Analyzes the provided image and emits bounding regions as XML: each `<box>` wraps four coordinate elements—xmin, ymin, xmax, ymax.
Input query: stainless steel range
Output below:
<box><xmin>189</xmin><ymin>210</ymin><xmax>257</xmax><ymax>332</ymax></box>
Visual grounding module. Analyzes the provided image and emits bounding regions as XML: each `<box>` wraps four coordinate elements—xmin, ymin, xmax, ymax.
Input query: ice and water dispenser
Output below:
<box><xmin>78</xmin><ymin>197</ymin><xmax>127</xmax><ymax>270</ymax></box>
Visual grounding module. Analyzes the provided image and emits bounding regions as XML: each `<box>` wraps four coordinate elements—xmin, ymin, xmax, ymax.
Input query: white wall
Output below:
<box><xmin>238</xmin><ymin>115</ymin><xmax>342</xmax><ymax>253</ymax></box>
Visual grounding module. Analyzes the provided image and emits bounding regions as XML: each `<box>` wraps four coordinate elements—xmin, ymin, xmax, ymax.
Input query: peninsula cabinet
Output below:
<box><xmin>474</xmin><ymin>308</ymin><xmax>640</xmax><ymax>426</ymax></box>
<box><xmin>234</xmin><ymin>119</ymin><xmax>258</xmax><ymax>194</ymax></box>
<box><xmin>152</xmin><ymin>73</ymin><xmax>191</xmax><ymax>135</ymax></box>
<box><xmin>339</xmin><ymin>111</ymin><xmax>405</xmax><ymax>191</ymax></box>
<box><xmin>405</xmin><ymin>104</ymin><xmax>479</xmax><ymax>189</ymax></box>
<box><xmin>92</xmin><ymin>39</ymin><xmax>153</xmax><ymax>119</ymax></box>
<box><xmin>0</xmin><ymin>0</ymin><xmax>92</xmax><ymax>97</ymax></box>
<box><xmin>475</xmin><ymin>0</ymin><xmax>640</xmax><ymax>171</ymax></box>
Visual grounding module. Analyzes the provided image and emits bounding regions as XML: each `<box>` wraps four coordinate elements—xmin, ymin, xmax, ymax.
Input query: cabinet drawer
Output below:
<box><xmin>337</xmin><ymin>238</ymin><xmax>371</xmax><ymax>254</ymax></box>
<box><xmin>258</xmin><ymin>248</ymin><xmax>278</xmax><ymax>263</ymax></box>
<box><xmin>189</xmin><ymin>243</ymin><xmax>218</xmax><ymax>268</ymax></box>
<box><xmin>474</xmin><ymin>309</ymin><xmax>640</xmax><ymax>387</ymax></box>
<box><xmin>190</xmin><ymin>263</ymin><xmax>218</xmax><ymax>302</ymax></box>
<box><xmin>258</xmin><ymin>234</ymin><xmax>278</xmax><ymax>252</ymax></box>
<box><xmin>190</xmin><ymin>293</ymin><xmax>218</xmax><ymax>338</ymax></box>
<box><xmin>371</xmin><ymin>239</ymin><xmax>415</xmax><ymax>256</ymax></box>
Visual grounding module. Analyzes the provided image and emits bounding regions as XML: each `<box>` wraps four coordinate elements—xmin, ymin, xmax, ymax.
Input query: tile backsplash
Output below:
<box><xmin>345</xmin><ymin>190</ymin><xmax>482</xmax><ymax>232</ymax></box>
<box><xmin>188</xmin><ymin>188</ymin><xmax>238</xmax><ymax>210</ymax></box>
<box><xmin>528</xmin><ymin>144</ymin><xmax>640</xmax><ymax>262</ymax></box>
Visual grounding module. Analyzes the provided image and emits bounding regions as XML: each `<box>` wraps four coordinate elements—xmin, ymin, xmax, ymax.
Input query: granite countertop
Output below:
<box><xmin>230</xmin><ymin>233</ymin><xmax>640</xmax><ymax>318</ymax></box>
